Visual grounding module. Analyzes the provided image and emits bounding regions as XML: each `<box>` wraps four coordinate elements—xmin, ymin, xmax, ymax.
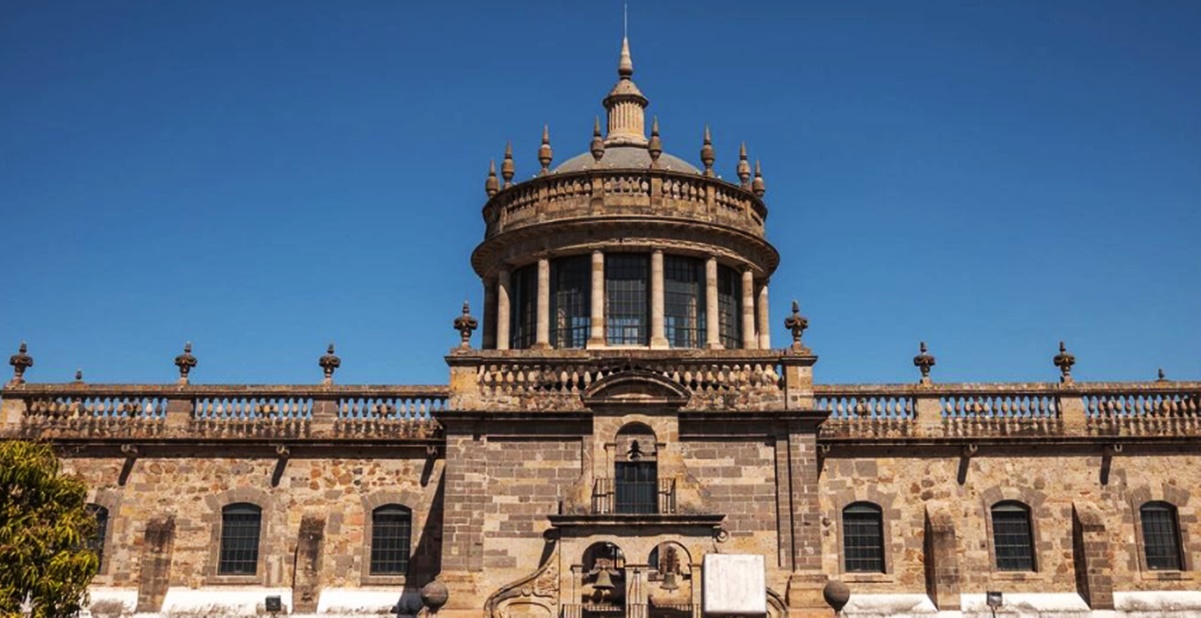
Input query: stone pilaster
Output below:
<box><xmin>136</xmin><ymin>515</ymin><xmax>175</xmax><ymax>613</ymax></box>
<box><xmin>496</xmin><ymin>269</ymin><xmax>511</xmax><ymax>351</ymax></box>
<box><xmin>588</xmin><ymin>250</ymin><xmax>606</xmax><ymax>348</ymax></box>
<box><xmin>440</xmin><ymin>429</ymin><xmax>488</xmax><ymax>608</ymax></box>
<box><xmin>1073</xmin><ymin>501</ymin><xmax>1115</xmax><ymax>609</ymax></box>
<box><xmin>704</xmin><ymin>257</ymin><xmax>721</xmax><ymax>349</ymax></box>
<box><xmin>292</xmin><ymin>515</ymin><xmax>325</xmax><ymax>614</ymax></box>
<box><xmin>923</xmin><ymin>502</ymin><xmax>961</xmax><ymax>610</ymax></box>
<box><xmin>534</xmin><ymin>258</ymin><xmax>551</xmax><ymax>349</ymax></box>
<box><xmin>741</xmin><ymin>269</ymin><xmax>756</xmax><ymax>349</ymax></box>
<box><xmin>650</xmin><ymin>250</ymin><xmax>668</xmax><ymax>349</ymax></box>
<box><xmin>1</xmin><ymin>396</ymin><xmax>27</xmax><ymax>430</ymax></box>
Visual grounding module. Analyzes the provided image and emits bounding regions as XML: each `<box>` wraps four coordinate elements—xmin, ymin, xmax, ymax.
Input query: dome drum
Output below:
<box><xmin>480</xmin><ymin>167</ymin><xmax>768</xmax><ymax>243</ymax></box>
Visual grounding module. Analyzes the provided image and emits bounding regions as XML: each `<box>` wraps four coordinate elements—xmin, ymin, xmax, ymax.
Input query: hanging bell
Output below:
<box><xmin>593</xmin><ymin>569</ymin><xmax>616</xmax><ymax>592</ymax></box>
<box><xmin>661</xmin><ymin>571</ymin><xmax>679</xmax><ymax>591</ymax></box>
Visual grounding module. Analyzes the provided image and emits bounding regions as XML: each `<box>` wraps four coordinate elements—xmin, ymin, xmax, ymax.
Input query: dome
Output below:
<box><xmin>553</xmin><ymin>145</ymin><xmax>701</xmax><ymax>175</ymax></box>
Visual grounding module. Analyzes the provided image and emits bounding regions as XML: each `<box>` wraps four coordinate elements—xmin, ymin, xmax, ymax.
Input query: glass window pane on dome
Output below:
<box><xmin>606</xmin><ymin>254</ymin><xmax>649</xmax><ymax>345</ymax></box>
<box><xmin>1141</xmin><ymin>502</ymin><xmax>1182</xmax><ymax>571</ymax></box>
<box><xmin>370</xmin><ymin>505</ymin><xmax>412</xmax><ymax>575</ymax></box>
<box><xmin>665</xmin><ymin>256</ymin><xmax>705</xmax><ymax>348</ymax></box>
<box><xmin>551</xmin><ymin>256</ymin><xmax>591</xmax><ymax>349</ymax></box>
<box><xmin>219</xmin><ymin>503</ymin><xmax>261</xmax><ymax>575</ymax></box>
<box><xmin>717</xmin><ymin>265</ymin><xmax>741</xmax><ymax>349</ymax></box>
<box><xmin>991</xmin><ymin>502</ymin><xmax>1034</xmax><ymax>571</ymax></box>
<box><xmin>510</xmin><ymin>264</ymin><xmax>538</xmax><ymax>349</ymax></box>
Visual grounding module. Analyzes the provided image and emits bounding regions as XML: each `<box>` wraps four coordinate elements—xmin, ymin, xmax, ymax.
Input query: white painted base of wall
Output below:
<box><xmin>80</xmin><ymin>587</ymin><xmax>1201</xmax><ymax>617</ymax></box>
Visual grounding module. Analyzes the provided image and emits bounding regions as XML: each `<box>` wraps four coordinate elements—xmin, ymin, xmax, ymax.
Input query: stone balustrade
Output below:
<box><xmin>0</xmin><ymin>384</ymin><xmax>448</xmax><ymax>441</ymax></box>
<box><xmin>482</xmin><ymin>169</ymin><xmax>767</xmax><ymax>240</ymax></box>
<box><xmin>816</xmin><ymin>381</ymin><xmax>1201</xmax><ymax>440</ymax></box>
<box><xmin>4</xmin><ymin>370</ymin><xmax>1198</xmax><ymax>442</ymax></box>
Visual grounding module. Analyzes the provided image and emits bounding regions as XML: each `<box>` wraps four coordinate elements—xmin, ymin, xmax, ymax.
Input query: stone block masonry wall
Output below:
<box><xmin>818</xmin><ymin>448</ymin><xmax>1201</xmax><ymax>601</ymax></box>
<box><xmin>481</xmin><ymin>437</ymin><xmax>582</xmax><ymax>584</ymax></box>
<box><xmin>63</xmin><ymin>450</ymin><xmax>441</xmax><ymax>594</ymax></box>
<box><xmin>680</xmin><ymin>439</ymin><xmax>778</xmax><ymax>538</ymax></box>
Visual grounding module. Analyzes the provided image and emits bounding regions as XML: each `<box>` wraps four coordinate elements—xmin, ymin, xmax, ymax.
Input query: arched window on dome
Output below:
<box><xmin>606</xmin><ymin>254</ymin><xmax>650</xmax><ymax>345</ymax></box>
<box><xmin>510</xmin><ymin>264</ymin><xmax>538</xmax><ymax>349</ymax></box>
<box><xmin>716</xmin><ymin>264</ymin><xmax>741</xmax><ymax>348</ymax></box>
<box><xmin>664</xmin><ymin>256</ymin><xmax>705</xmax><ymax>348</ymax></box>
<box><xmin>552</xmin><ymin>256</ymin><xmax>591</xmax><ymax>348</ymax></box>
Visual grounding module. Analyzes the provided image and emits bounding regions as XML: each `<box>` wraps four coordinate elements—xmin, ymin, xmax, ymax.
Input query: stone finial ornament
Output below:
<box><xmin>538</xmin><ymin>125</ymin><xmax>553</xmax><ymax>174</ymax></box>
<box><xmin>737</xmin><ymin>142</ymin><xmax>751</xmax><ymax>187</ymax></box>
<box><xmin>648</xmin><ymin>117</ymin><xmax>662</xmax><ymax>165</ymax></box>
<box><xmin>75</xmin><ymin>369</ymin><xmax>84</xmax><ymax>384</ymax></box>
<box><xmin>783</xmin><ymin>301</ymin><xmax>809</xmax><ymax>351</ymax></box>
<box><xmin>319</xmin><ymin>344</ymin><xmax>341</xmax><ymax>385</ymax></box>
<box><xmin>8</xmin><ymin>341</ymin><xmax>33</xmax><ymax>385</ymax></box>
<box><xmin>617</xmin><ymin>35</ymin><xmax>634</xmax><ymax>78</ymax></box>
<box><xmin>822</xmin><ymin>580</ymin><xmax>851</xmax><ymax>613</ymax></box>
<box><xmin>485</xmin><ymin>160</ymin><xmax>499</xmax><ymax>197</ymax></box>
<box><xmin>700</xmin><ymin>126</ymin><xmax>715</xmax><ymax>176</ymax></box>
<box><xmin>913</xmin><ymin>341</ymin><xmax>936</xmax><ymax>384</ymax></box>
<box><xmin>453</xmin><ymin>301</ymin><xmax>479</xmax><ymax>349</ymax></box>
<box><xmin>752</xmin><ymin>160</ymin><xmax>766</xmax><ymax>197</ymax></box>
<box><xmin>420</xmin><ymin>580</ymin><xmax>449</xmax><ymax>614</ymax></box>
<box><xmin>1053</xmin><ymin>341</ymin><xmax>1076</xmax><ymax>384</ymax></box>
<box><xmin>501</xmin><ymin>142</ymin><xmax>515</xmax><ymax>188</ymax></box>
<box><xmin>174</xmin><ymin>342</ymin><xmax>197</xmax><ymax>385</ymax></box>
<box><xmin>590</xmin><ymin>117</ymin><xmax>605</xmax><ymax>162</ymax></box>
<box><xmin>1157</xmin><ymin>368</ymin><xmax>1167</xmax><ymax>382</ymax></box>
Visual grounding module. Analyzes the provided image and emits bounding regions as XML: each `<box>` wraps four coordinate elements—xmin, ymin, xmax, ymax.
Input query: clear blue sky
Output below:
<box><xmin>2</xmin><ymin>1</ymin><xmax>1199</xmax><ymax>386</ymax></box>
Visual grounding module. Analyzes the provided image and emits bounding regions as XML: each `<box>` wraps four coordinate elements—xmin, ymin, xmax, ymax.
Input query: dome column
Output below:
<box><xmin>496</xmin><ymin>269</ymin><xmax>512</xmax><ymax>350</ymax></box>
<box><xmin>757</xmin><ymin>281</ymin><xmax>772</xmax><ymax>349</ymax></box>
<box><xmin>587</xmin><ymin>250</ymin><xmax>606</xmax><ymax>348</ymax></box>
<box><xmin>741</xmin><ymin>269</ymin><xmax>758</xmax><ymax>349</ymax></box>
<box><xmin>650</xmin><ymin>250</ymin><xmax>668</xmax><ymax>349</ymax></box>
<box><xmin>482</xmin><ymin>276</ymin><xmax>497</xmax><ymax>349</ymax></box>
<box><xmin>534</xmin><ymin>258</ymin><xmax>552</xmax><ymax>349</ymax></box>
<box><xmin>705</xmin><ymin>257</ymin><xmax>722</xmax><ymax>350</ymax></box>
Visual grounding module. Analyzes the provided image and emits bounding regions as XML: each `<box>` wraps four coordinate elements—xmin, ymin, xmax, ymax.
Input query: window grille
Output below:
<box><xmin>218</xmin><ymin>503</ymin><xmax>262</xmax><ymax>575</ymax></box>
<box><xmin>1141</xmin><ymin>502</ymin><xmax>1183</xmax><ymax>571</ymax></box>
<box><xmin>510</xmin><ymin>264</ymin><xmax>538</xmax><ymax>349</ymax></box>
<box><xmin>552</xmin><ymin>256</ymin><xmax>591</xmax><ymax>348</ymax></box>
<box><xmin>991</xmin><ymin>502</ymin><xmax>1034</xmax><ymax>571</ymax></box>
<box><xmin>716</xmin><ymin>265</ymin><xmax>741</xmax><ymax>348</ymax></box>
<box><xmin>664</xmin><ymin>256</ymin><xmax>705</xmax><ymax>347</ymax></box>
<box><xmin>87</xmin><ymin>504</ymin><xmax>108</xmax><ymax>569</ymax></box>
<box><xmin>606</xmin><ymin>254</ymin><xmax>649</xmax><ymax>345</ymax></box>
<box><xmin>615</xmin><ymin>462</ymin><xmax>657</xmax><ymax>514</ymax></box>
<box><xmin>370</xmin><ymin>505</ymin><xmax>413</xmax><ymax>575</ymax></box>
<box><xmin>843</xmin><ymin>503</ymin><xmax>885</xmax><ymax>572</ymax></box>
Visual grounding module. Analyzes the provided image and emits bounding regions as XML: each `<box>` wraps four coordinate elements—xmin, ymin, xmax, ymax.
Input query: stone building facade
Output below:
<box><xmin>3</xmin><ymin>38</ymin><xmax>1200</xmax><ymax>618</ymax></box>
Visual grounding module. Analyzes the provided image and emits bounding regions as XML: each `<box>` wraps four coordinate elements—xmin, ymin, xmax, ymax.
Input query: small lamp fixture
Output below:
<box><xmin>986</xmin><ymin>591</ymin><xmax>1002</xmax><ymax>617</ymax></box>
<box><xmin>265</xmin><ymin>595</ymin><xmax>282</xmax><ymax>615</ymax></box>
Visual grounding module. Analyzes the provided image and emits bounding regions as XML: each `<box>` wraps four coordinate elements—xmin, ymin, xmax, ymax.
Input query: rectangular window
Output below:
<box><xmin>87</xmin><ymin>504</ymin><xmax>108</xmax><ymax>569</ymax></box>
<box><xmin>614</xmin><ymin>462</ymin><xmax>657</xmax><ymax>514</ymax></box>
<box><xmin>843</xmin><ymin>505</ymin><xmax>885</xmax><ymax>572</ymax></box>
<box><xmin>218</xmin><ymin>504</ymin><xmax>262</xmax><ymax>575</ymax></box>
<box><xmin>370</xmin><ymin>506</ymin><xmax>413</xmax><ymax>575</ymax></box>
<box><xmin>606</xmin><ymin>254</ymin><xmax>649</xmax><ymax>345</ymax></box>
<box><xmin>664</xmin><ymin>256</ymin><xmax>705</xmax><ymax>348</ymax></box>
<box><xmin>552</xmin><ymin>256</ymin><xmax>591</xmax><ymax>349</ymax></box>
<box><xmin>1142</xmin><ymin>504</ymin><xmax>1183</xmax><ymax>571</ymax></box>
<box><xmin>992</xmin><ymin>504</ymin><xmax>1034</xmax><ymax>571</ymax></box>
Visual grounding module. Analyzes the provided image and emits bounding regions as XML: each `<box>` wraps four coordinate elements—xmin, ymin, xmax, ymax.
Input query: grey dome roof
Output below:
<box><xmin>553</xmin><ymin>145</ymin><xmax>701</xmax><ymax>175</ymax></box>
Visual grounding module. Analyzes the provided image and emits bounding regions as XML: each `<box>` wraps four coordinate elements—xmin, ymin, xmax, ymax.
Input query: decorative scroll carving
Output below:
<box><xmin>485</xmin><ymin>537</ymin><xmax>560</xmax><ymax>618</ymax></box>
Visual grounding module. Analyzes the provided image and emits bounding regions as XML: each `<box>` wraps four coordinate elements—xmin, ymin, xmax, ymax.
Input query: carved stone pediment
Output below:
<box><xmin>581</xmin><ymin>370</ymin><xmax>691</xmax><ymax>410</ymax></box>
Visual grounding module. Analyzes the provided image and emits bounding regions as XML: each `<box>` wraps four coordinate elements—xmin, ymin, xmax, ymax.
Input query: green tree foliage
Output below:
<box><xmin>0</xmin><ymin>440</ymin><xmax>99</xmax><ymax>617</ymax></box>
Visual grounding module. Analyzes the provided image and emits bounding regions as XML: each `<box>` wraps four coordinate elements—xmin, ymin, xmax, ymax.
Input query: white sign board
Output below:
<box><xmin>702</xmin><ymin>554</ymin><xmax>766</xmax><ymax>615</ymax></box>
